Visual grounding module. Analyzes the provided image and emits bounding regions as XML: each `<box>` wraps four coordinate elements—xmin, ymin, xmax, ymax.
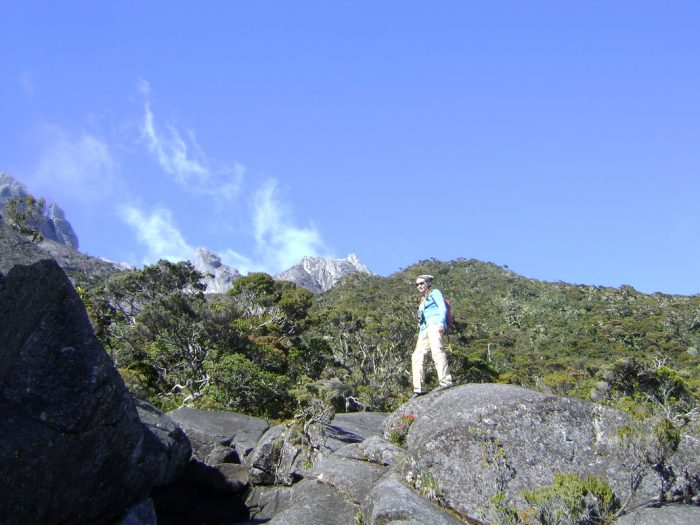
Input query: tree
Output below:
<box><xmin>104</xmin><ymin>259</ymin><xmax>205</xmax><ymax>321</ymax></box>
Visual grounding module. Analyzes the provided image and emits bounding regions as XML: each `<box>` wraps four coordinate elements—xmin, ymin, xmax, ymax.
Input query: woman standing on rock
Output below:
<box><xmin>410</xmin><ymin>274</ymin><xmax>453</xmax><ymax>398</ymax></box>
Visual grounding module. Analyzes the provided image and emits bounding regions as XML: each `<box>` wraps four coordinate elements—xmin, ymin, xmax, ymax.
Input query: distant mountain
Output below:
<box><xmin>193</xmin><ymin>247</ymin><xmax>242</xmax><ymax>294</ymax></box>
<box><xmin>0</xmin><ymin>172</ymin><xmax>80</xmax><ymax>249</ymax></box>
<box><xmin>191</xmin><ymin>250</ymin><xmax>373</xmax><ymax>294</ymax></box>
<box><xmin>275</xmin><ymin>253</ymin><xmax>373</xmax><ymax>293</ymax></box>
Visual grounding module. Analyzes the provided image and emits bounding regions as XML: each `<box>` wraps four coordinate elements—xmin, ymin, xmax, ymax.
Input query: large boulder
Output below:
<box><xmin>0</xmin><ymin>259</ymin><xmax>159</xmax><ymax>524</ymax></box>
<box><xmin>361</xmin><ymin>471</ymin><xmax>465</xmax><ymax>525</ymax></box>
<box><xmin>382</xmin><ymin>383</ymin><xmax>700</xmax><ymax>520</ymax></box>
<box><xmin>167</xmin><ymin>407</ymin><xmax>270</xmax><ymax>464</ymax></box>
<box><xmin>134</xmin><ymin>399</ymin><xmax>192</xmax><ymax>487</ymax></box>
<box><xmin>246</xmin><ymin>413</ymin><xmax>402</xmax><ymax>524</ymax></box>
<box><xmin>246</xmin><ymin>411</ymin><xmax>388</xmax><ymax>486</ymax></box>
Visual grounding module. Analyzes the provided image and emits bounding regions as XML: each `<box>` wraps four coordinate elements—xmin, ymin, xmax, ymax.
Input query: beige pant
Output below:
<box><xmin>412</xmin><ymin>324</ymin><xmax>453</xmax><ymax>392</ymax></box>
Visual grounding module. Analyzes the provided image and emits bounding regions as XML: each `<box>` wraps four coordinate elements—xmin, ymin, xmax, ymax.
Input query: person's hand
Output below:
<box><xmin>439</xmin><ymin>325</ymin><xmax>445</xmax><ymax>334</ymax></box>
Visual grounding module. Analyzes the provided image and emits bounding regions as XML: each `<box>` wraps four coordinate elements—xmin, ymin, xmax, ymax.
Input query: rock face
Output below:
<box><xmin>192</xmin><ymin>247</ymin><xmax>241</xmax><ymax>294</ymax></box>
<box><xmin>383</xmin><ymin>384</ymin><xmax>700</xmax><ymax>521</ymax></box>
<box><xmin>614</xmin><ymin>504</ymin><xmax>700</xmax><ymax>525</ymax></box>
<box><xmin>0</xmin><ymin>172</ymin><xmax>79</xmax><ymax>249</ymax></box>
<box><xmin>153</xmin><ymin>408</ymin><xmax>271</xmax><ymax>524</ymax></box>
<box><xmin>0</xmin><ymin>258</ymin><xmax>187</xmax><ymax>524</ymax></box>
<box><xmin>168</xmin><ymin>407</ymin><xmax>269</xmax><ymax>464</ymax></box>
<box><xmin>238</xmin><ymin>385</ymin><xmax>700</xmax><ymax>525</ymax></box>
<box><xmin>0</xmin><ymin>218</ymin><xmax>49</xmax><ymax>272</ymax></box>
<box><xmin>275</xmin><ymin>253</ymin><xmax>373</xmax><ymax>293</ymax></box>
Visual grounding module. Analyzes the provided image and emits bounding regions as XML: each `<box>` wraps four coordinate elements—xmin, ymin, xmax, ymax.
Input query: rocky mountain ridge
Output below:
<box><xmin>193</xmin><ymin>248</ymin><xmax>374</xmax><ymax>294</ymax></box>
<box><xmin>274</xmin><ymin>253</ymin><xmax>373</xmax><ymax>293</ymax></box>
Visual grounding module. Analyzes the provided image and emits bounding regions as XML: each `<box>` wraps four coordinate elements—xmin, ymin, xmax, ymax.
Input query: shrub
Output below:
<box><xmin>522</xmin><ymin>472</ymin><xmax>619</xmax><ymax>525</ymax></box>
<box><xmin>205</xmin><ymin>353</ymin><xmax>293</xmax><ymax>419</ymax></box>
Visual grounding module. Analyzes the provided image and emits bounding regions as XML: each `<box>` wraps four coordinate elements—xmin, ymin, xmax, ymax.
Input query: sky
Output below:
<box><xmin>1</xmin><ymin>1</ymin><xmax>699</xmax><ymax>296</ymax></box>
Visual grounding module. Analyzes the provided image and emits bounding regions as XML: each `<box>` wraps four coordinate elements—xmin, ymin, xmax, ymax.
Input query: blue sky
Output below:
<box><xmin>2</xmin><ymin>1</ymin><xmax>698</xmax><ymax>295</ymax></box>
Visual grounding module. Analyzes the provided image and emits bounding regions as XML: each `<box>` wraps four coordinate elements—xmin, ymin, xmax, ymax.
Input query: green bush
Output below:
<box><xmin>205</xmin><ymin>353</ymin><xmax>293</xmax><ymax>419</ymax></box>
<box><xmin>522</xmin><ymin>472</ymin><xmax>619</xmax><ymax>525</ymax></box>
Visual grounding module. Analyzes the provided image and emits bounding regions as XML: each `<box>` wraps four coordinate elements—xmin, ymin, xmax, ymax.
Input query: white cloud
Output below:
<box><xmin>252</xmin><ymin>179</ymin><xmax>326</xmax><ymax>272</ymax></box>
<box><xmin>29</xmin><ymin>125</ymin><xmax>118</xmax><ymax>207</ymax></box>
<box><xmin>118</xmin><ymin>205</ymin><xmax>194</xmax><ymax>265</ymax></box>
<box><xmin>139</xmin><ymin>80</ymin><xmax>244</xmax><ymax>201</ymax></box>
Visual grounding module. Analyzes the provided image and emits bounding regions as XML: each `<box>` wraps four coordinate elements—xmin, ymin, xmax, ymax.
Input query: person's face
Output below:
<box><xmin>415</xmin><ymin>280</ymin><xmax>428</xmax><ymax>293</ymax></box>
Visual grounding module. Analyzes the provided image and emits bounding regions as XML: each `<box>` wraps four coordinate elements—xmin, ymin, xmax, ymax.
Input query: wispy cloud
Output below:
<box><xmin>252</xmin><ymin>178</ymin><xmax>326</xmax><ymax>272</ymax></box>
<box><xmin>138</xmin><ymin>80</ymin><xmax>244</xmax><ymax>201</ymax></box>
<box><xmin>118</xmin><ymin>204</ymin><xmax>194</xmax><ymax>265</ymax></box>
<box><xmin>120</xmin><ymin>180</ymin><xmax>328</xmax><ymax>274</ymax></box>
<box><xmin>29</xmin><ymin>125</ymin><xmax>118</xmax><ymax>207</ymax></box>
<box><xmin>125</xmin><ymin>81</ymin><xmax>328</xmax><ymax>274</ymax></box>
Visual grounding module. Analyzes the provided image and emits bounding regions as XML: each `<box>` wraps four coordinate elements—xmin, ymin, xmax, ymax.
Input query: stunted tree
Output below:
<box><xmin>104</xmin><ymin>259</ymin><xmax>205</xmax><ymax>321</ymax></box>
<box><xmin>83</xmin><ymin>260</ymin><xmax>213</xmax><ymax>407</ymax></box>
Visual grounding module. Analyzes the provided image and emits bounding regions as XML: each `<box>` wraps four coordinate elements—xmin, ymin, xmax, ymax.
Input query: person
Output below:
<box><xmin>411</xmin><ymin>274</ymin><xmax>453</xmax><ymax>398</ymax></box>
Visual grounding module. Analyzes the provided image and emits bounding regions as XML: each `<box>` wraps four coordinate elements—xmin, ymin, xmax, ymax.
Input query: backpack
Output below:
<box><xmin>444</xmin><ymin>295</ymin><xmax>454</xmax><ymax>329</ymax></box>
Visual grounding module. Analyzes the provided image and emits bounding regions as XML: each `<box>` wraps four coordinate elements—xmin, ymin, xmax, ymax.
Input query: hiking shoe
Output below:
<box><xmin>431</xmin><ymin>384</ymin><xmax>453</xmax><ymax>394</ymax></box>
<box><xmin>409</xmin><ymin>391</ymin><xmax>426</xmax><ymax>400</ymax></box>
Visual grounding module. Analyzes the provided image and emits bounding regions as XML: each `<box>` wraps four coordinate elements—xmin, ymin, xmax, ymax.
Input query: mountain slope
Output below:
<box><xmin>311</xmin><ymin>257</ymin><xmax>700</xmax><ymax>399</ymax></box>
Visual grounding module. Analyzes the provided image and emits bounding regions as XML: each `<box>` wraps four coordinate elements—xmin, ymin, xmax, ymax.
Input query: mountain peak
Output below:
<box><xmin>277</xmin><ymin>253</ymin><xmax>373</xmax><ymax>293</ymax></box>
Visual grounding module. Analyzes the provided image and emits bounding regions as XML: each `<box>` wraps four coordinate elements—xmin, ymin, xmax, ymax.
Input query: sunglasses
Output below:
<box><xmin>415</xmin><ymin>282</ymin><xmax>426</xmax><ymax>287</ymax></box>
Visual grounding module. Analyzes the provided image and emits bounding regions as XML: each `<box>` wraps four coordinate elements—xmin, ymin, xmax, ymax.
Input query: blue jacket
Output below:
<box><xmin>418</xmin><ymin>288</ymin><xmax>447</xmax><ymax>332</ymax></box>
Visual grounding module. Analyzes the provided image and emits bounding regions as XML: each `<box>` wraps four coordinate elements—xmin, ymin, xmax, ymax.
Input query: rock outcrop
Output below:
<box><xmin>192</xmin><ymin>247</ymin><xmax>241</xmax><ymax>294</ymax></box>
<box><xmin>152</xmin><ymin>408</ymin><xmax>272</xmax><ymax>524</ymax></box>
<box><xmin>220</xmin><ymin>385</ymin><xmax>699</xmax><ymax>524</ymax></box>
<box><xmin>0</xmin><ymin>258</ymin><xmax>190</xmax><ymax>524</ymax></box>
<box><xmin>382</xmin><ymin>384</ymin><xmax>700</xmax><ymax>522</ymax></box>
<box><xmin>0</xmin><ymin>172</ymin><xmax>79</xmax><ymax>249</ymax></box>
<box><xmin>192</xmin><ymin>249</ymin><xmax>374</xmax><ymax>294</ymax></box>
<box><xmin>275</xmin><ymin>253</ymin><xmax>373</xmax><ymax>293</ymax></box>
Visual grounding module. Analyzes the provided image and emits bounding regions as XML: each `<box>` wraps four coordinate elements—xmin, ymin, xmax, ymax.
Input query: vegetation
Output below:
<box><xmin>3</xmin><ymin>194</ymin><xmax>47</xmax><ymax>241</ymax></box>
<box><xmin>77</xmin><ymin>257</ymin><xmax>699</xmax><ymax>427</ymax></box>
<box><xmin>521</xmin><ymin>473</ymin><xmax>619</xmax><ymax>525</ymax></box>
